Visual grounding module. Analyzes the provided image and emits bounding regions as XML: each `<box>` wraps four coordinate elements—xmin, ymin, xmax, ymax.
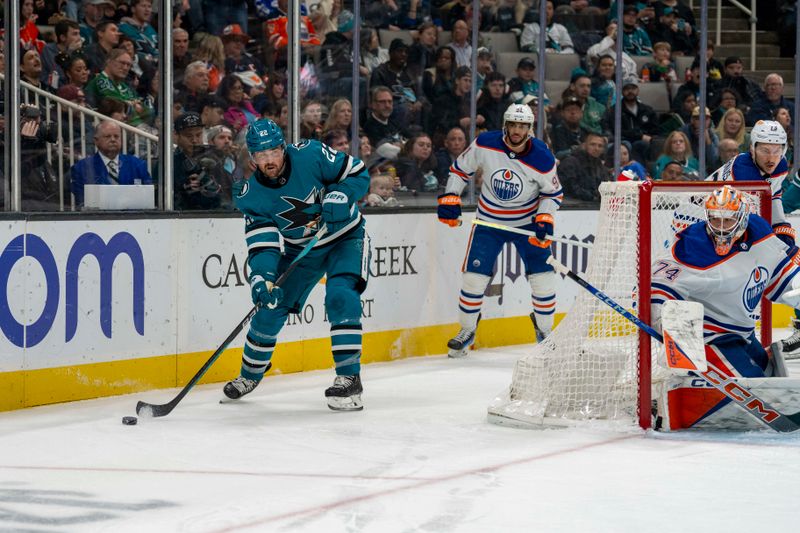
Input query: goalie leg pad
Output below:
<box><xmin>458</xmin><ymin>272</ymin><xmax>491</xmax><ymax>329</ymax></box>
<box><xmin>326</xmin><ymin>275</ymin><xmax>363</xmax><ymax>376</ymax></box>
<box><xmin>528</xmin><ymin>271</ymin><xmax>556</xmax><ymax>337</ymax></box>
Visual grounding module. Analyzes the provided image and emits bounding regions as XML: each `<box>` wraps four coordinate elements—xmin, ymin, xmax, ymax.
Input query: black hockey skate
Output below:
<box><xmin>325</xmin><ymin>374</ymin><xmax>363</xmax><ymax>411</ymax></box>
<box><xmin>223</xmin><ymin>376</ymin><xmax>259</xmax><ymax>399</ymax></box>
<box><xmin>782</xmin><ymin>319</ymin><xmax>800</xmax><ymax>360</ymax></box>
<box><xmin>447</xmin><ymin>327</ymin><xmax>476</xmax><ymax>358</ymax></box>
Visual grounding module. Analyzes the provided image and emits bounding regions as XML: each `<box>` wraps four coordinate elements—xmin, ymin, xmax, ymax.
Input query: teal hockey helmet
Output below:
<box><xmin>246</xmin><ymin>118</ymin><xmax>285</xmax><ymax>154</ymax></box>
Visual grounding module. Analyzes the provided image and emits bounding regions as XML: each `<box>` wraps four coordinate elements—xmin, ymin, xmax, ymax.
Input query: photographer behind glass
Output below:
<box><xmin>173</xmin><ymin>112</ymin><xmax>226</xmax><ymax>210</ymax></box>
<box><xmin>20</xmin><ymin>104</ymin><xmax>62</xmax><ymax>211</ymax></box>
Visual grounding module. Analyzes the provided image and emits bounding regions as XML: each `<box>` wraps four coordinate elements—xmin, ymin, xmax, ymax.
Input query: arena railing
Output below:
<box><xmin>0</xmin><ymin>73</ymin><xmax>158</xmax><ymax>212</ymax></box>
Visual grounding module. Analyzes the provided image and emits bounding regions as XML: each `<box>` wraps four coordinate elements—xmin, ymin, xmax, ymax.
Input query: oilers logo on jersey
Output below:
<box><xmin>490</xmin><ymin>169</ymin><xmax>524</xmax><ymax>201</ymax></box>
<box><xmin>743</xmin><ymin>266</ymin><xmax>768</xmax><ymax>313</ymax></box>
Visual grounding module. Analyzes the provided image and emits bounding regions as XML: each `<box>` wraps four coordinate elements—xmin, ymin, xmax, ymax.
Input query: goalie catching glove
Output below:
<box><xmin>773</xmin><ymin>223</ymin><xmax>796</xmax><ymax>247</ymax></box>
<box><xmin>321</xmin><ymin>189</ymin><xmax>352</xmax><ymax>234</ymax></box>
<box><xmin>529</xmin><ymin>213</ymin><xmax>554</xmax><ymax>247</ymax></box>
<box><xmin>250</xmin><ymin>275</ymin><xmax>283</xmax><ymax>309</ymax></box>
<box><xmin>437</xmin><ymin>193</ymin><xmax>462</xmax><ymax>227</ymax></box>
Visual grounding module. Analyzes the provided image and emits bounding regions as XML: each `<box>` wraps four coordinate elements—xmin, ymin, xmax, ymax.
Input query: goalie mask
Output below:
<box><xmin>705</xmin><ymin>185</ymin><xmax>749</xmax><ymax>255</ymax></box>
<box><xmin>502</xmin><ymin>103</ymin><xmax>535</xmax><ymax>147</ymax></box>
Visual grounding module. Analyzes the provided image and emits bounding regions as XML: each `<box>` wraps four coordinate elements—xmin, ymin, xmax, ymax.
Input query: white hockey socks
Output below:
<box><xmin>458</xmin><ymin>272</ymin><xmax>491</xmax><ymax>329</ymax></box>
<box><xmin>529</xmin><ymin>271</ymin><xmax>556</xmax><ymax>337</ymax></box>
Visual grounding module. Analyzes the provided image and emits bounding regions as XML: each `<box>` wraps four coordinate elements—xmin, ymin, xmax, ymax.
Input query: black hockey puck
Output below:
<box><xmin>122</xmin><ymin>416</ymin><xmax>138</xmax><ymax>425</ymax></box>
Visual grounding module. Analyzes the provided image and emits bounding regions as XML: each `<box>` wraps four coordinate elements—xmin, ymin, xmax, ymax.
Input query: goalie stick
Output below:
<box><xmin>135</xmin><ymin>225</ymin><xmax>327</xmax><ymax>418</ymax></box>
<box><xmin>471</xmin><ymin>219</ymin><xmax>593</xmax><ymax>249</ymax></box>
<box><xmin>546</xmin><ymin>256</ymin><xmax>800</xmax><ymax>433</ymax></box>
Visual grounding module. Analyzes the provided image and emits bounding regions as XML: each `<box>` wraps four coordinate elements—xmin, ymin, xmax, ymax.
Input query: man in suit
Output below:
<box><xmin>70</xmin><ymin>120</ymin><xmax>153</xmax><ymax>208</ymax></box>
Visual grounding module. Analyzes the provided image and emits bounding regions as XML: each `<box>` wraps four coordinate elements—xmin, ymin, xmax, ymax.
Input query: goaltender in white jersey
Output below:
<box><xmin>437</xmin><ymin>103</ymin><xmax>563</xmax><ymax>357</ymax></box>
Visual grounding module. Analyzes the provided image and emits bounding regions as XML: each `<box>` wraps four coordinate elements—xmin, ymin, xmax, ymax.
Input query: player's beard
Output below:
<box><xmin>504</xmin><ymin>133</ymin><xmax>528</xmax><ymax>152</ymax></box>
<box><xmin>259</xmin><ymin>160</ymin><xmax>284</xmax><ymax>179</ymax></box>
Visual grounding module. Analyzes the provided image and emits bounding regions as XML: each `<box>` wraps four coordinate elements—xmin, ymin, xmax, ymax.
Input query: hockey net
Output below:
<box><xmin>488</xmin><ymin>180</ymin><xmax>773</xmax><ymax>429</ymax></box>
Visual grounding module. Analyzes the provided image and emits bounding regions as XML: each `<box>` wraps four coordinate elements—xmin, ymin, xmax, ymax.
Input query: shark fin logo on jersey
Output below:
<box><xmin>295</xmin><ymin>139</ymin><xmax>311</xmax><ymax>149</ymax></box>
<box><xmin>235</xmin><ymin>181</ymin><xmax>249</xmax><ymax>198</ymax></box>
<box><xmin>742</xmin><ymin>266</ymin><xmax>769</xmax><ymax>312</ymax></box>
<box><xmin>277</xmin><ymin>188</ymin><xmax>322</xmax><ymax>232</ymax></box>
<box><xmin>490</xmin><ymin>169</ymin><xmax>523</xmax><ymax>201</ymax></box>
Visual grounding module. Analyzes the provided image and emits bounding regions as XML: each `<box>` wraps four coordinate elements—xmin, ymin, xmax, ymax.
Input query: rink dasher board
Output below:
<box><xmin>0</xmin><ymin>211</ymin><xmax>796</xmax><ymax>410</ymax></box>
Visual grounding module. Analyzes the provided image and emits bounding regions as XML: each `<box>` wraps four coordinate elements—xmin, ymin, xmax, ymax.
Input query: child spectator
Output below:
<box><xmin>643</xmin><ymin>42</ymin><xmax>678</xmax><ymax>82</ymax></box>
<box><xmin>366</xmin><ymin>174</ymin><xmax>401</xmax><ymax>207</ymax></box>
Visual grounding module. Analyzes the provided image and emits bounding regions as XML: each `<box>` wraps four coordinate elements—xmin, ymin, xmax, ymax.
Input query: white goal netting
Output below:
<box><xmin>488</xmin><ymin>181</ymin><xmax>771</xmax><ymax>429</ymax></box>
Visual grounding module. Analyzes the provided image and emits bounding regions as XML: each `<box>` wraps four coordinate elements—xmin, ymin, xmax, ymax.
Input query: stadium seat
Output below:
<box><xmin>674</xmin><ymin>56</ymin><xmax>694</xmax><ymax>78</ymax></box>
<box><xmin>495</xmin><ymin>52</ymin><xmax>535</xmax><ymax>79</ymax></box>
<box><xmin>480</xmin><ymin>32</ymin><xmax>519</xmax><ymax>53</ymax></box>
<box><xmin>545</xmin><ymin>80</ymin><xmax>570</xmax><ymax>107</ymax></box>
<box><xmin>379</xmin><ymin>29</ymin><xmax>413</xmax><ymax>49</ymax></box>
<box><xmin>632</xmin><ymin>55</ymin><xmax>650</xmax><ymax>76</ymax></box>
<box><xmin>495</xmin><ymin>52</ymin><xmax>579</xmax><ymax>82</ymax></box>
<box><xmin>637</xmin><ymin>81</ymin><xmax>671</xmax><ymax>113</ymax></box>
<box><xmin>545</xmin><ymin>54</ymin><xmax>580</xmax><ymax>81</ymax></box>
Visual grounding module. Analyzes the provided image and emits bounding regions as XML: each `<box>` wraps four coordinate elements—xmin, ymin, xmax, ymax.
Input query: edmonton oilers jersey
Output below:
<box><xmin>445</xmin><ymin>130</ymin><xmax>563</xmax><ymax>226</ymax></box>
<box><xmin>651</xmin><ymin>214</ymin><xmax>800</xmax><ymax>343</ymax></box>
<box><xmin>235</xmin><ymin>139</ymin><xmax>369</xmax><ymax>278</ymax></box>
<box><xmin>708</xmin><ymin>152</ymin><xmax>789</xmax><ymax>226</ymax></box>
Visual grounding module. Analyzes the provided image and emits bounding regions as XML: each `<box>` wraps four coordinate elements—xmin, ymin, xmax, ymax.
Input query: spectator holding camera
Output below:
<box><xmin>69</xmin><ymin>120</ymin><xmax>153</xmax><ymax>209</ymax></box>
<box><xmin>20</xmin><ymin>104</ymin><xmax>63</xmax><ymax>211</ymax></box>
<box><xmin>173</xmin><ymin>112</ymin><xmax>224</xmax><ymax>210</ymax></box>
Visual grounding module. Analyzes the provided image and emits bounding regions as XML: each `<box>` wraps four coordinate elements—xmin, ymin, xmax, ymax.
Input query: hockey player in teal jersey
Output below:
<box><xmin>224</xmin><ymin>118</ymin><xmax>371</xmax><ymax>410</ymax></box>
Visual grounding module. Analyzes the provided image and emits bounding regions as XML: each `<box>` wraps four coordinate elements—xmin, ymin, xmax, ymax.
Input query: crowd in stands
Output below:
<box><xmin>0</xmin><ymin>0</ymin><xmax>796</xmax><ymax>211</ymax></box>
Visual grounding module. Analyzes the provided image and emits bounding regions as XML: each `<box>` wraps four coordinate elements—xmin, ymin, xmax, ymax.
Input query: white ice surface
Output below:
<box><xmin>2</xmin><ymin>333</ymin><xmax>800</xmax><ymax>533</ymax></box>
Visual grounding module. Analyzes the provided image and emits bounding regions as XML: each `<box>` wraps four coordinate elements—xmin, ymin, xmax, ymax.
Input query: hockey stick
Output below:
<box><xmin>136</xmin><ymin>226</ymin><xmax>327</xmax><ymax>418</ymax></box>
<box><xmin>471</xmin><ymin>219</ymin><xmax>594</xmax><ymax>249</ymax></box>
<box><xmin>546</xmin><ymin>256</ymin><xmax>800</xmax><ymax>432</ymax></box>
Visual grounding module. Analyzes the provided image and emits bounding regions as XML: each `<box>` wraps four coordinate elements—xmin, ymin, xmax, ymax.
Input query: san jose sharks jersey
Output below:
<box><xmin>445</xmin><ymin>131</ymin><xmax>562</xmax><ymax>226</ymax></box>
<box><xmin>707</xmin><ymin>152</ymin><xmax>790</xmax><ymax>226</ymax></box>
<box><xmin>651</xmin><ymin>214</ymin><xmax>800</xmax><ymax>343</ymax></box>
<box><xmin>235</xmin><ymin>139</ymin><xmax>369</xmax><ymax>281</ymax></box>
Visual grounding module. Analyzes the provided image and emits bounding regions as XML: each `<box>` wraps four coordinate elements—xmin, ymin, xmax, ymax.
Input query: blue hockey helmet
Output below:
<box><xmin>246</xmin><ymin>118</ymin><xmax>285</xmax><ymax>155</ymax></box>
